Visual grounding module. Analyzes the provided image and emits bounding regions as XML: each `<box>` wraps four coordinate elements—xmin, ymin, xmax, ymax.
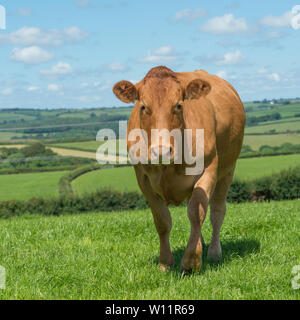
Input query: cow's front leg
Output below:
<box><xmin>181</xmin><ymin>188</ymin><xmax>208</xmax><ymax>272</ymax></box>
<box><xmin>150</xmin><ymin>204</ymin><xmax>174</xmax><ymax>271</ymax></box>
<box><xmin>134</xmin><ymin>168</ymin><xmax>174</xmax><ymax>271</ymax></box>
<box><xmin>181</xmin><ymin>164</ymin><xmax>217</xmax><ymax>273</ymax></box>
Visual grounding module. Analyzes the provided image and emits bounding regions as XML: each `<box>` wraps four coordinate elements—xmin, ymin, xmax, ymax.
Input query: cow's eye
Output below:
<box><xmin>140</xmin><ymin>105</ymin><xmax>146</xmax><ymax>112</ymax></box>
<box><xmin>175</xmin><ymin>104</ymin><xmax>183</xmax><ymax>112</ymax></box>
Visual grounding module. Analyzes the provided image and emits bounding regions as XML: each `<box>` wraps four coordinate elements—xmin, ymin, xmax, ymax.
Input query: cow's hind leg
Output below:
<box><xmin>207</xmin><ymin>168</ymin><xmax>235</xmax><ymax>261</ymax></box>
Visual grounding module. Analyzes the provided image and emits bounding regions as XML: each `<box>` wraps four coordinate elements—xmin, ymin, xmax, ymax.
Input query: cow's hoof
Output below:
<box><xmin>180</xmin><ymin>265</ymin><xmax>193</xmax><ymax>275</ymax></box>
<box><xmin>158</xmin><ymin>263</ymin><xmax>173</xmax><ymax>272</ymax></box>
<box><xmin>207</xmin><ymin>244</ymin><xmax>222</xmax><ymax>261</ymax></box>
<box><xmin>180</xmin><ymin>260</ymin><xmax>201</xmax><ymax>275</ymax></box>
<box><xmin>180</xmin><ymin>264</ymin><xmax>201</xmax><ymax>276</ymax></box>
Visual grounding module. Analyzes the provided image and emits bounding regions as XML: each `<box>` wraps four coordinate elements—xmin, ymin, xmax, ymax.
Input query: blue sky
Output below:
<box><xmin>0</xmin><ymin>0</ymin><xmax>299</xmax><ymax>108</ymax></box>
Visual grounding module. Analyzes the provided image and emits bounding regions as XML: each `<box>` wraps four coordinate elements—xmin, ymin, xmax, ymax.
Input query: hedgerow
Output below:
<box><xmin>0</xmin><ymin>166</ymin><xmax>299</xmax><ymax>218</ymax></box>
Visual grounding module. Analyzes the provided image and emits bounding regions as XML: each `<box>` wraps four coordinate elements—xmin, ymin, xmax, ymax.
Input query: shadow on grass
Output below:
<box><xmin>153</xmin><ymin>238</ymin><xmax>260</xmax><ymax>276</ymax></box>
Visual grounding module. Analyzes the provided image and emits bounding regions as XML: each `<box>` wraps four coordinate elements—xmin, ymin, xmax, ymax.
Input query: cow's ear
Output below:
<box><xmin>113</xmin><ymin>80</ymin><xmax>139</xmax><ymax>103</ymax></box>
<box><xmin>184</xmin><ymin>79</ymin><xmax>211</xmax><ymax>100</ymax></box>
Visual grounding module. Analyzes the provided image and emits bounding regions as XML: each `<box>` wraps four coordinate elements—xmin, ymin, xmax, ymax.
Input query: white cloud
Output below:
<box><xmin>63</xmin><ymin>26</ymin><xmax>88</xmax><ymax>41</ymax></box>
<box><xmin>94</xmin><ymin>82</ymin><xmax>110</xmax><ymax>91</ymax></box>
<box><xmin>269</xmin><ymin>73</ymin><xmax>280</xmax><ymax>82</ymax></box>
<box><xmin>75</xmin><ymin>0</ymin><xmax>91</xmax><ymax>8</ymax></box>
<box><xmin>1</xmin><ymin>88</ymin><xmax>13</xmax><ymax>95</ymax></box>
<box><xmin>40</xmin><ymin>62</ymin><xmax>73</xmax><ymax>76</ymax></box>
<box><xmin>265</xmin><ymin>31</ymin><xmax>286</xmax><ymax>39</ymax></box>
<box><xmin>80</xmin><ymin>82</ymin><xmax>89</xmax><ymax>88</ymax></box>
<box><xmin>216</xmin><ymin>70</ymin><xmax>237</xmax><ymax>80</ymax></box>
<box><xmin>17</xmin><ymin>8</ymin><xmax>32</xmax><ymax>16</ymax></box>
<box><xmin>173</xmin><ymin>8</ymin><xmax>206</xmax><ymax>23</ymax></box>
<box><xmin>79</xmin><ymin>96</ymin><xmax>88</xmax><ymax>102</ymax></box>
<box><xmin>196</xmin><ymin>50</ymin><xmax>244</xmax><ymax>66</ymax></box>
<box><xmin>106</xmin><ymin>62</ymin><xmax>126</xmax><ymax>72</ymax></box>
<box><xmin>78</xmin><ymin>80</ymin><xmax>110</xmax><ymax>92</ymax></box>
<box><xmin>216</xmin><ymin>70</ymin><xmax>227</xmax><ymax>79</ymax></box>
<box><xmin>27</xmin><ymin>86</ymin><xmax>38</xmax><ymax>92</ymax></box>
<box><xmin>224</xmin><ymin>1</ymin><xmax>240</xmax><ymax>10</ymax></box>
<box><xmin>79</xmin><ymin>95</ymin><xmax>100</xmax><ymax>102</ymax></box>
<box><xmin>241</xmin><ymin>71</ymin><xmax>281</xmax><ymax>84</ymax></box>
<box><xmin>258</xmin><ymin>67</ymin><xmax>268</xmax><ymax>74</ymax></box>
<box><xmin>199</xmin><ymin>14</ymin><xmax>249</xmax><ymax>34</ymax></box>
<box><xmin>138</xmin><ymin>45</ymin><xmax>179</xmax><ymax>64</ymax></box>
<box><xmin>153</xmin><ymin>46</ymin><xmax>173</xmax><ymax>55</ymax></box>
<box><xmin>260</xmin><ymin>11</ymin><xmax>292</xmax><ymax>27</ymax></box>
<box><xmin>216</xmin><ymin>50</ymin><xmax>244</xmax><ymax>65</ymax></box>
<box><xmin>0</xmin><ymin>26</ymin><xmax>89</xmax><ymax>46</ymax></box>
<box><xmin>10</xmin><ymin>46</ymin><xmax>54</xmax><ymax>64</ymax></box>
<box><xmin>47</xmin><ymin>84</ymin><xmax>60</xmax><ymax>92</ymax></box>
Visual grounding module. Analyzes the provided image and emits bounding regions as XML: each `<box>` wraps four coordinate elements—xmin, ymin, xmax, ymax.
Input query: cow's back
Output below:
<box><xmin>177</xmin><ymin>70</ymin><xmax>246</xmax><ymax>179</ymax></box>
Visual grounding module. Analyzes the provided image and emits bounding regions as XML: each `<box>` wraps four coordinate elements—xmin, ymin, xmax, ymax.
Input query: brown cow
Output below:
<box><xmin>113</xmin><ymin>66</ymin><xmax>245</xmax><ymax>272</ymax></box>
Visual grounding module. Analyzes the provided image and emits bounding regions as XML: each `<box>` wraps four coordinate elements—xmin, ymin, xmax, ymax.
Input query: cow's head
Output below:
<box><xmin>113</xmin><ymin>66</ymin><xmax>211</xmax><ymax>163</ymax></box>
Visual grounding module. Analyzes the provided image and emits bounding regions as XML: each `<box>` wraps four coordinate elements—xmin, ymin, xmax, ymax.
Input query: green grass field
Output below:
<box><xmin>72</xmin><ymin>166</ymin><xmax>139</xmax><ymax>194</ymax></box>
<box><xmin>50</xmin><ymin>132</ymin><xmax>300</xmax><ymax>156</ymax></box>
<box><xmin>0</xmin><ymin>132</ymin><xmax>24</xmax><ymax>141</ymax></box>
<box><xmin>234</xmin><ymin>154</ymin><xmax>300</xmax><ymax>180</ymax></box>
<box><xmin>57</xmin><ymin>107</ymin><xmax>132</xmax><ymax>119</ymax></box>
<box><xmin>0</xmin><ymin>200</ymin><xmax>299</xmax><ymax>299</ymax></box>
<box><xmin>72</xmin><ymin>154</ymin><xmax>300</xmax><ymax>195</ymax></box>
<box><xmin>0</xmin><ymin>107</ymin><xmax>133</xmax><ymax>122</ymax></box>
<box><xmin>246</xmin><ymin>103</ymin><xmax>300</xmax><ymax>119</ymax></box>
<box><xmin>243</xmin><ymin>133</ymin><xmax>300</xmax><ymax>150</ymax></box>
<box><xmin>49</xmin><ymin>140</ymin><xmax>127</xmax><ymax>155</ymax></box>
<box><xmin>0</xmin><ymin>112</ymin><xmax>35</xmax><ymax>122</ymax></box>
<box><xmin>0</xmin><ymin>171</ymin><xmax>67</xmax><ymax>201</ymax></box>
<box><xmin>251</xmin><ymin>118</ymin><xmax>300</xmax><ymax>126</ymax></box>
<box><xmin>50</xmin><ymin>140</ymin><xmax>105</xmax><ymax>152</ymax></box>
<box><xmin>245</xmin><ymin>119</ymin><xmax>300</xmax><ymax>134</ymax></box>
